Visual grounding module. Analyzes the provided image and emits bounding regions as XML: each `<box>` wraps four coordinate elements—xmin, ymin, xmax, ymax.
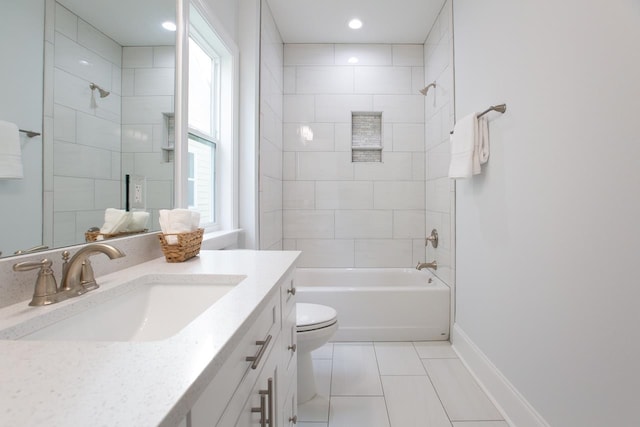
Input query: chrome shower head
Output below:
<box><xmin>89</xmin><ymin>82</ymin><xmax>110</xmax><ymax>98</ymax></box>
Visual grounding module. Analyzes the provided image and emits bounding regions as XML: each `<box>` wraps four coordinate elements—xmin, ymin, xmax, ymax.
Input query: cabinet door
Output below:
<box><xmin>281</xmin><ymin>380</ymin><xmax>297</xmax><ymax>427</ymax></box>
<box><xmin>232</xmin><ymin>350</ymin><xmax>279</xmax><ymax>427</ymax></box>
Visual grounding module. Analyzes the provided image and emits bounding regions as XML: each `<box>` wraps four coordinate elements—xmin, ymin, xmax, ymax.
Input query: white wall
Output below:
<box><xmin>0</xmin><ymin>0</ymin><xmax>44</xmax><ymax>256</ymax></box>
<box><xmin>424</xmin><ymin>1</ymin><xmax>455</xmax><ymax>287</ymax></box>
<box><xmin>283</xmin><ymin>44</ymin><xmax>426</xmax><ymax>268</ymax></box>
<box><xmin>454</xmin><ymin>1</ymin><xmax>640</xmax><ymax>426</ymax></box>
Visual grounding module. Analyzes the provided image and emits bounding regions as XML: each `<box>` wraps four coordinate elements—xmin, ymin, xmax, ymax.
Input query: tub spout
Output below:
<box><xmin>416</xmin><ymin>260</ymin><xmax>437</xmax><ymax>271</ymax></box>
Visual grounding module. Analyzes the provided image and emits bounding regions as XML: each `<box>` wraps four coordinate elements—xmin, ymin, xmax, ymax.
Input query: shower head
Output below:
<box><xmin>89</xmin><ymin>83</ymin><xmax>110</xmax><ymax>98</ymax></box>
<box><xmin>419</xmin><ymin>82</ymin><xmax>436</xmax><ymax>96</ymax></box>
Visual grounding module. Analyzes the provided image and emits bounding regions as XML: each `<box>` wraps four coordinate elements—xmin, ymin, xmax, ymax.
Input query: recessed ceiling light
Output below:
<box><xmin>162</xmin><ymin>21</ymin><xmax>177</xmax><ymax>32</ymax></box>
<box><xmin>348</xmin><ymin>18</ymin><xmax>363</xmax><ymax>30</ymax></box>
<box><xmin>348</xmin><ymin>57</ymin><xmax>359</xmax><ymax>64</ymax></box>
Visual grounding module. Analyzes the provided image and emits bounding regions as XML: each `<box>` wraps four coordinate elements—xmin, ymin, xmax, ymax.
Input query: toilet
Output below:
<box><xmin>296</xmin><ymin>303</ymin><xmax>338</xmax><ymax>404</ymax></box>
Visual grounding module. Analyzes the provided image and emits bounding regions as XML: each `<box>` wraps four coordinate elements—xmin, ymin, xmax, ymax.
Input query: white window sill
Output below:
<box><xmin>201</xmin><ymin>229</ymin><xmax>241</xmax><ymax>250</ymax></box>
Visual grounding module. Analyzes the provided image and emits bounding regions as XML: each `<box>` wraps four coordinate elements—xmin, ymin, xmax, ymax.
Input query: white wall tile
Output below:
<box><xmin>283</xmin><ymin>152</ymin><xmax>296</xmax><ymax>180</ymax></box>
<box><xmin>134</xmin><ymin>68</ymin><xmax>175</xmax><ymax>96</ymax></box>
<box><xmin>393</xmin><ymin>123</ymin><xmax>425</xmax><ymax>152</ymax></box>
<box><xmin>44</xmin><ymin>42</ymin><xmax>54</xmax><ymax>117</ymax></box>
<box><xmin>111</xmin><ymin>64</ymin><xmax>122</xmax><ymax>95</ymax></box>
<box><xmin>94</xmin><ymin>180</ymin><xmax>120</xmax><ymax>209</ymax></box>
<box><xmin>111</xmin><ymin>152</ymin><xmax>121</xmax><ymax>181</ymax></box>
<box><xmin>315</xmin><ymin>94</ymin><xmax>373</xmax><ymax>123</ymax></box>
<box><xmin>53</xmin><ymin>69</ymin><xmax>96</xmax><ymax>115</ymax></box>
<box><xmin>392</xmin><ymin>44</ymin><xmax>424</xmax><ymax>66</ymax></box>
<box><xmin>315</xmin><ymin>181</ymin><xmax>373</xmax><ymax>210</ymax></box>
<box><xmin>296</xmin><ymin>66</ymin><xmax>354</xmax><ymax>94</ymax></box>
<box><xmin>122</xmin><ymin>124</ymin><xmax>153</xmax><ymax>153</ymax></box>
<box><xmin>55</xmin><ymin>3</ymin><xmax>77</xmax><ymax>41</ymax></box>
<box><xmin>296</xmin><ymin>239</ymin><xmax>355</xmax><ymax>268</ymax></box>
<box><xmin>53</xmin><ymin>104</ymin><xmax>76</xmax><ymax>142</ymax></box>
<box><xmin>53</xmin><ymin>141</ymin><xmax>112</xmax><ymax>179</ymax></box>
<box><xmin>76</xmin><ymin>112</ymin><xmax>120</xmax><ymax>151</ymax></box>
<box><xmin>53</xmin><ymin>176</ymin><xmax>94</xmax><ymax>211</ymax></box>
<box><xmin>284</xmin><ymin>123</ymin><xmax>334</xmax><ymax>152</ymax></box>
<box><xmin>52</xmin><ymin>212</ymin><xmax>76</xmax><ymax>247</ymax></box>
<box><xmin>45</xmin><ymin>0</ymin><xmax>54</xmax><ymax>43</ymax></box>
<box><xmin>122</xmin><ymin>47</ymin><xmax>153</xmax><ymax>68</ymax></box>
<box><xmin>412</xmin><ymin>152</ymin><xmax>426</xmax><ymax>180</ymax></box>
<box><xmin>121</xmin><ymin>68</ymin><xmax>134</xmax><ymax>96</ymax></box>
<box><xmin>334</xmin><ymin>45</ymin><xmax>392</xmax><ymax>66</ymax></box>
<box><xmin>394</xmin><ymin>210</ymin><xmax>426</xmax><ymax>238</ymax></box>
<box><xmin>412</xmin><ymin>67</ymin><xmax>425</xmax><ymax>94</ymax></box>
<box><xmin>284</xmin><ymin>44</ymin><xmax>334</xmax><ymax>65</ymax></box>
<box><xmin>426</xmin><ymin>177</ymin><xmax>451</xmax><ymax>214</ymax></box>
<box><xmin>374</xmin><ymin>95</ymin><xmax>425</xmax><ymax>123</ymax></box>
<box><xmin>354</xmin><ymin>152</ymin><xmax>413</xmax><ymax>181</ymax></box>
<box><xmin>121</xmin><ymin>96</ymin><xmax>173</xmax><ymax>124</ymax></box>
<box><xmin>335</xmin><ymin>210</ymin><xmax>392</xmax><ymax>239</ymax></box>
<box><xmin>427</xmin><ymin>141</ymin><xmax>451</xmax><ymax>179</ymax></box>
<box><xmin>284</xmin><ymin>95</ymin><xmax>315</xmax><ymax>123</ymax></box>
<box><xmin>43</xmin><ymin>117</ymin><xmax>54</xmax><ymax>192</ymax></box>
<box><xmin>260</xmin><ymin>176</ymin><xmax>283</xmax><ymax>212</ymax></box>
<box><xmin>297</xmin><ymin>152</ymin><xmax>353</xmax><ymax>180</ymax></box>
<box><xmin>77</xmin><ymin>19</ymin><xmax>121</xmax><ymax>66</ymax></box>
<box><xmin>260</xmin><ymin>137</ymin><xmax>283</xmax><ymax>180</ymax></box>
<box><xmin>354</xmin><ymin>239</ymin><xmax>413</xmax><ymax>267</ymax></box>
<box><xmin>132</xmin><ymin>152</ymin><xmax>174</xmax><ymax>180</ymax></box>
<box><xmin>153</xmin><ymin>46</ymin><xmax>175</xmax><ymax>68</ymax></box>
<box><xmin>54</xmin><ymin>33</ymin><xmax>113</xmax><ymax>89</ymax></box>
<box><xmin>374</xmin><ymin>181</ymin><xmax>425</xmax><ymax>210</ymax></box>
<box><xmin>334</xmin><ymin>124</ymin><xmax>351</xmax><ymax>151</ymax></box>
<box><xmin>283</xmin><ymin>181</ymin><xmax>314</xmax><ymax>209</ymax></box>
<box><xmin>283</xmin><ymin>66</ymin><xmax>296</xmax><ymax>94</ymax></box>
<box><xmin>283</xmin><ymin>210</ymin><xmax>334</xmax><ymax>238</ymax></box>
<box><xmin>354</xmin><ymin>67</ymin><xmax>413</xmax><ymax>94</ymax></box>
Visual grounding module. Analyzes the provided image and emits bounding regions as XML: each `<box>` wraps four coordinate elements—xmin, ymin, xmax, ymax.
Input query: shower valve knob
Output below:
<box><xmin>425</xmin><ymin>229</ymin><xmax>439</xmax><ymax>248</ymax></box>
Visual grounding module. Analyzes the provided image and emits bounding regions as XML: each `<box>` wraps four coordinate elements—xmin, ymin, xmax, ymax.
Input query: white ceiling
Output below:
<box><xmin>58</xmin><ymin>0</ymin><xmax>175</xmax><ymax>46</ymax></box>
<box><xmin>266</xmin><ymin>0</ymin><xmax>446</xmax><ymax>44</ymax></box>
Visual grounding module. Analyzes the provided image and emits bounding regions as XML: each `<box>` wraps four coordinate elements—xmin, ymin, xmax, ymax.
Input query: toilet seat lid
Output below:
<box><xmin>297</xmin><ymin>303</ymin><xmax>337</xmax><ymax>332</ymax></box>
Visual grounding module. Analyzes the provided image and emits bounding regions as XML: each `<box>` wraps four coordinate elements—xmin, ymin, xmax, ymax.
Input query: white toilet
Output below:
<box><xmin>296</xmin><ymin>303</ymin><xmax>338</xmax><ymax>404</ymax></box>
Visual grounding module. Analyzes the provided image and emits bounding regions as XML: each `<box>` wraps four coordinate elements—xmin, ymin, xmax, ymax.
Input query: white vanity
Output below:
<box><xmin>0</xmin><ymin>250</ymin><xmax>299</xmax><ymax>426</ymax></box>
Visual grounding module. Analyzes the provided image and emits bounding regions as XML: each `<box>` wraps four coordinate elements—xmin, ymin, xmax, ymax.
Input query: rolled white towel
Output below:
<box><xmin>126</xmin><ymin>211</ymin><xmax>149</xmax><ymax>232</ymax></box>
<box><xmin>100</xmin><ymin>208</ymin><xmax>131</xmax><ymax>234</ymax></box>
<box><xmin>159</xmin><ymin>209</ymin><xmax>200</xmax><ymax>244</ymax></box>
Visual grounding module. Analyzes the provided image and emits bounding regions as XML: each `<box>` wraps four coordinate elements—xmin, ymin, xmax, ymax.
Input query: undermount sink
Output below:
<box><xmin>17</xmin><ymin>274</ymin><xmax>246</xmax><ymax>342</ymax></box>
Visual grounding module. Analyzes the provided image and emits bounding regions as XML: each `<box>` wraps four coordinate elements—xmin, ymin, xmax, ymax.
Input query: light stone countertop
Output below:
<box><xmin>0</xmin><ymin>249</ymin><xmax>300</xmax><ymax>427</ymax></box>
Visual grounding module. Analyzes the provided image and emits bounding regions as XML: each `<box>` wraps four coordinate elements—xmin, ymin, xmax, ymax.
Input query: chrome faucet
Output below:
<box><xmin>416</xmin><ymin>260</ymin><xmax>437</xmax><ymax>271</ymax></box>
<box><xmin>60</xmin><ymin>243</ymin><xmax>126</xmax><ymax>296</ymax></box>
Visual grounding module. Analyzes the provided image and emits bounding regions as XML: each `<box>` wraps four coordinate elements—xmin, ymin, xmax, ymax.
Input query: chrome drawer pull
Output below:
<box><xmin>287</xmin><ymin>286</ymin><xmax>296</xmax><ymax>295</ymax></box>
<box><xmin>258</xmin><ymin>378</ymin><xmax>274</xmax><ymax>427</ymax></box>
<box><xmin>287</xmin><ymin>344</ymin><xmax>297</xmax><ymax>353</ymax></box>
<box><xmin>246</xmin><ymin>334</ymin><xmax>272</xmax><ymax>369</ymax></box>
<box><xmin>289</xmin><ymin>415</ymin><xmax>298</xmax><ymax>424</ymax></box>
<box><xmin>251</xmin><ymin>394</ymin><xmax>267</xmax><ymax>427</ymax></box>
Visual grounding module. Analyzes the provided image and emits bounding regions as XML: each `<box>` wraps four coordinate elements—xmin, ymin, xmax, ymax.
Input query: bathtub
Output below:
<box><xmin>294</xmin><ymin>268</ymin><xmax>450</xmax><ymax>341</ymax></box>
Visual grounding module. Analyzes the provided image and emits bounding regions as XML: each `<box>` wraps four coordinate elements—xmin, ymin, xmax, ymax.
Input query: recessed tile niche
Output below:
<box><xmin>352</xmin><ymin>112</ymin><xmax>383</xmax><ymax>162</ymax></box>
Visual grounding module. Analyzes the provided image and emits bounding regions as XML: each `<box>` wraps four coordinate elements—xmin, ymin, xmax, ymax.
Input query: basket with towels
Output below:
<box><xmin>85</xmin><ymin>208</ymin><xmax>149</xmax><ymax>242</ymax></box>
<box><xmin>157</xmin><ymin>209</ymin><xmax>203</xmax><ymax>262</ymax></box>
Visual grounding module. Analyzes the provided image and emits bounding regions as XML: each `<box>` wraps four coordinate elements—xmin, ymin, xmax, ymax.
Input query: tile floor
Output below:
<box><xmin>297</xmin><ymin>341</ymin><xmax>509</xmax><ymax>427</ymax></box>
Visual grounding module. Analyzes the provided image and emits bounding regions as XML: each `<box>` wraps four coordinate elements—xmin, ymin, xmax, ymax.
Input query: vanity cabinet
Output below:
<box><xmin>189</xmin><ymin>268</ymin><xmax>297</xmax><ymax>427</ymax></box>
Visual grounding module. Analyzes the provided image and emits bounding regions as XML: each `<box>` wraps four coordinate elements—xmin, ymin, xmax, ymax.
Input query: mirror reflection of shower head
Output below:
<box><xmin>89</xmin><ymin>82</ymin><xmax>110</xmax><ymax>98</ymax></box>
<box><xmin>419</xmin><ymin>82</ymin><xmax>436</xmax><ymax>96</ymax></box>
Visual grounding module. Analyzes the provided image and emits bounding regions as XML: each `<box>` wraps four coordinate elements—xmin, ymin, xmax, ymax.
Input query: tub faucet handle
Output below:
<box><xmin>416</xmin><ymin>260</ymin><xmax>437</xmax><ymax>271</ymax></box>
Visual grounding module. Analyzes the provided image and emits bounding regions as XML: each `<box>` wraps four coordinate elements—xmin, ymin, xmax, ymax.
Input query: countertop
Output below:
<box><xmin>0</xmin><ymin>249</ymin><xmax>300</xmax><ymax>427</ymax></box>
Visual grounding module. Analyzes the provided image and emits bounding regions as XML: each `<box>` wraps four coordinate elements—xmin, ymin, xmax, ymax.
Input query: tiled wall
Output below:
<box><xmin>45</xmin><ymin>2</ymin><xmax>123</xmax><ymax>247</ymax></box>
<box><xmin>259</xmin><ymin>1</ymin><xmax>284</xmax><ymax>250</ymax></box>
<box><xmin>424</xmin><ymin>1</ymin><xmax>455</xmax><ymax>287</ymax></box>
<box><xmin>282</xmin><ymin>44</ymin><xmax>426</xmax><ymax>268</ymax></box>
<box><xmin>121</xmin><ymin>46</ymin><xmax>175</xmax><ymax>232</ymax></box>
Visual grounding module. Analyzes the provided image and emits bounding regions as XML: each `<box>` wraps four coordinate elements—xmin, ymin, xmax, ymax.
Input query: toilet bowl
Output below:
<box><xmin>296</xmin><ymin>303</ymin><xmax>338</xmax><ymax>404</ymax></box>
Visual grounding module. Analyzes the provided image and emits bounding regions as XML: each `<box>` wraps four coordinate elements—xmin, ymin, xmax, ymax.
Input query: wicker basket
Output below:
<box><xmin>85</xmin><ymin>229</ymin><xmax>148</xmax><ymax>242</ymax></box>
<box><xmin>158</xmin><ymin>228</ymin><xmax>204</xmax><ymax>263</ymax></box>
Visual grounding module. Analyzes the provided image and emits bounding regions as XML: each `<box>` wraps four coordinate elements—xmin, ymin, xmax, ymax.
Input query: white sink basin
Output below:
<box><xmin>18</xmin><ymin>274</ymin><xmax>246</xmax><ymax>342</ymax></box>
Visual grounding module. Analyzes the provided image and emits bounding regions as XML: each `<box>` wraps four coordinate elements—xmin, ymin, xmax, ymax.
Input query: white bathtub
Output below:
<box><xmin>294</xmin><ymin>268</ymin><xmax>450</xmax><ymax>341</ymax></box>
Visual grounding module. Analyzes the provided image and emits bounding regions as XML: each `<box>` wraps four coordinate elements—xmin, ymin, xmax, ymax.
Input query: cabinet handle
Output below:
<box><xmin>251</xmin><ymin>394</ymin><xmax>267</xmax><ymax>427</ymax></box>
<box><xmin>246</xmin><ymin>334</ymin><xmax>272</xmax><ymax>369</ymax></box>
<box><xmin>287</xmin><ymin>286</ymin><xmax>296</xmax><ymax>295</ymax></box>
<box><xmin>289</xmin><ymin>415</ymin><xmax>298</xmax><ymax>424</ymax></box>
<box><xmin>259</xmin><ymin>378</ymin><xmax>274</xmax><ymax>427</ymax></box>
<box><xmin>287</xmin><ymin>344</ymin><xmax>297</xmax><ymax>353</ymax></box>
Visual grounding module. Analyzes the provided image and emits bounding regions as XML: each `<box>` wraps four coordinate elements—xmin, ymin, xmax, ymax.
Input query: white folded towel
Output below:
<box><xmin>126</xmin><ymin>211</ymin><xmax>150</xmax><ymax>232</ymax></box>
<box><xmin>448</xmin><ymin>113</ymin><xmax>477</xmax><ymax>179</ymax></box>
<box><xmin>159</xmin><ymin>209</ymin><xmax>200</xmax><ymax>244</ymax></box>
<box><xmin>473</xmin><ymin>116</ymin><xmax>490</xmax><ymax>174</ymax></box>
<box><xmin>0</xmin><ymin>120</ymin><xmax>24</xmax><ymax>179</ymax></box>
<box><xmin>100</xmin><ymin>208</ymin><xmax>132</xmax><ymax>234</ymax></box>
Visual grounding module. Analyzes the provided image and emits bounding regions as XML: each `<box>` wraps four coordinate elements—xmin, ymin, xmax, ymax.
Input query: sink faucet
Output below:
<box><xmin>416</xmin><ymin>260</ymin><xmax>437</xmax><ymax>271</ymax></box>
<box><xmin>60</xmin><ymin>243</ymin><xmax>126</xmax><ymax>296</ymax></box>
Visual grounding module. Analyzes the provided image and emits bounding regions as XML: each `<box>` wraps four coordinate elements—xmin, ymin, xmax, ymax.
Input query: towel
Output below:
<box><xmin>100</xmin><ymin>208</ymin><xmax>132</xmax><ymax>234</ymax></box>
<box><xmin>0</xmin><ymin>120</ymin><xmax>23</xmax><ymax>179</ymax></box>
<box><xmin>448</xmin><ymin>113</ymin><xmax>477</xmax><ymax>179</ymax></box>
<box><xmin>126</xmin><ymin>211</ymin><xmax>150</xmax><ymax>232</ymax></box>
<box><xmin>472</xmin><ymin>116</ymin><xmax>490</xmax><ymax>174</ymax></box>
<box><xmin>159</xmin><ymin>209</ymin><xmax>200</xmax><ymax>244</ymax></box>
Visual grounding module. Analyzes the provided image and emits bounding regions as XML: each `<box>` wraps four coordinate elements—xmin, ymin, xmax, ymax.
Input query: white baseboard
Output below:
<box><xmin>451</xmin><ymin>324</ymin><xmax>550</xmax><ymax>427</ymax></box>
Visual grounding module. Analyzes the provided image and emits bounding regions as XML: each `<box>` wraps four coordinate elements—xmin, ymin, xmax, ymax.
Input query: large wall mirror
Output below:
<box><xmin>0</xmin><ymin>0</ymin><xmax>176</xmax><ymax>258</ymax></box>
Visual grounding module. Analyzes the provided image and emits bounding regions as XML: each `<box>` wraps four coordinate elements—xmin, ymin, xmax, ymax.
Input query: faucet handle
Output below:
<box><xmin>13</xmin><ymin>259</ymin><xmax>63</xmax><ymax>306</ymax></box>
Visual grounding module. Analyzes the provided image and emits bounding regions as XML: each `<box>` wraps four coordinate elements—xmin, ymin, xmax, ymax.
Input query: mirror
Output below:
<box><xmin>0</xmin><ymin>0</ymin><xmax>176</xmax><ymax>258</ymax></box>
